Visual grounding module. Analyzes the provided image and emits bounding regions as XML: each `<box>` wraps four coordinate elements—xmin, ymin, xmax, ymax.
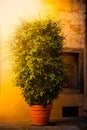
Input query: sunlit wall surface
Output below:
<box><xmin>0</xmin><ymin>0</ymin><xmax>85</xmax><ymax>121</ymax></box>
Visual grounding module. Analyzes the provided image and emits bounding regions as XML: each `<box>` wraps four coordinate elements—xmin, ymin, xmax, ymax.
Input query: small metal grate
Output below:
<box><xmin>62</xmin><ymin>106</ymin><xmax>79</xmax><ymax>117</ymax></box>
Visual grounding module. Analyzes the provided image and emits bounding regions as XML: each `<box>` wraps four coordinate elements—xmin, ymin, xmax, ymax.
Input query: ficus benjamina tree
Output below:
<box><xmin>9</xmin><ymin>17</ymin><xmax>67</xmax><ymax>107</ymax></box>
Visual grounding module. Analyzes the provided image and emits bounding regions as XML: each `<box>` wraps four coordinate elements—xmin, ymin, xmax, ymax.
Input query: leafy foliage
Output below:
<box><xmin>9</xmin><ymin>17</ymin><xmax>67</xmax><ymax>107</ymax></box>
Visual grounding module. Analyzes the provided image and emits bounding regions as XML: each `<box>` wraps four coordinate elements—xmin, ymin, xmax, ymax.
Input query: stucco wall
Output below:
<box><xmin>60</xmin><ymin>0</ymin><xmax>85</xmax><ymax>48</ymax></box>
<box><xmin>0</xmin><ymin>0</ymin><xmax>86</xmax><ymax>121</ymax></box>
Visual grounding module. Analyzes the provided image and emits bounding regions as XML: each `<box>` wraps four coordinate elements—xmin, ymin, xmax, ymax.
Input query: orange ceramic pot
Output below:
<box><xmin>29</xmin><ymin>104</ymin><xmax>52</xmax><ymax>126</ymax></box>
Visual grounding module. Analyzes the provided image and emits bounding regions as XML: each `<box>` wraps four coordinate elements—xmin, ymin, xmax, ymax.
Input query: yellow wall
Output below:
<box><xmin>0</xmin><ymin>0</ymin><xmax>85</xmax><ymax>121</ymax></box>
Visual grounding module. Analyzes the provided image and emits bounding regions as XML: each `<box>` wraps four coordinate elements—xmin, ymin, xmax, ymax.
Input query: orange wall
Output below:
<box><xmin>0</xmin><ymin>0</ymin><xmax>85</xmax><ymax>121</ymax></box>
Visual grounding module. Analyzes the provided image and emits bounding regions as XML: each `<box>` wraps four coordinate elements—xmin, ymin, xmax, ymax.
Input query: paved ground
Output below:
<box><xmin>0</xmin><ymin>117</ymin><xmax>87</xmax><ymax>130</ymax></box>
<box><xmin>0</xmin><ymin>122</ymin><xmax>79</xmax><ymax>130</ymax></box>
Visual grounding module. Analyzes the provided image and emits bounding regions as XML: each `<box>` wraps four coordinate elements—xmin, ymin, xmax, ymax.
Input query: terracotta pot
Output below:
<box><xmin>29</xmin><ymin>104</ymin><xmax>52</xmax><ymax>126</ymax></box>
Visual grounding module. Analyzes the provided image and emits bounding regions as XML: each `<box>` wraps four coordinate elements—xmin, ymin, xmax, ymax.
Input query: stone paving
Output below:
<box><xmin>0</xmin><ymin>118</ymin><xmax>87</xmax><ymax>130</ymax></box>
<box><xmin>0</xmin><ymin>122</ymin><xmax>79</xmax><ymax>130</ymax></box>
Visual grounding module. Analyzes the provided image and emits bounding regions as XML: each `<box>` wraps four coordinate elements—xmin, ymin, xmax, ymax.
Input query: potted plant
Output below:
<box><xmin>9</xmin><ymin>17</ymin><xmax>67</xmax><ymax>125</ymax></box>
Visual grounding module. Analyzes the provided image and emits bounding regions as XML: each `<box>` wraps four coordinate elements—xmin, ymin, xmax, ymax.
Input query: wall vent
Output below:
<box><xmin>62</xmin><ymin>106</ymin><xmax>79</xmax><ymax>117</ymax></box>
